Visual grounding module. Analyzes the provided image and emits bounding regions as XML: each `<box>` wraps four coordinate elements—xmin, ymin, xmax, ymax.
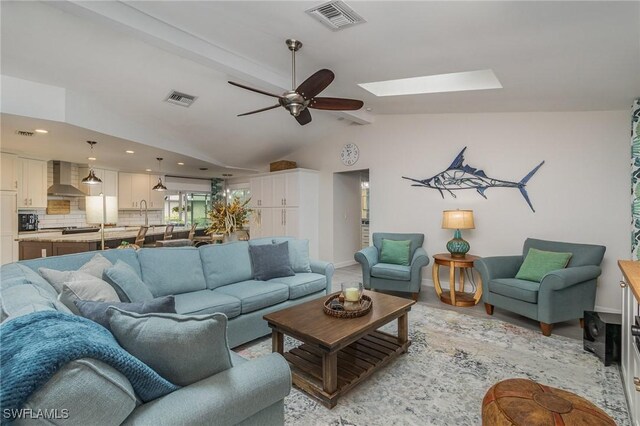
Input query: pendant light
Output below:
<box><xmin>81</xmin><ymin>141</ymin><xmax>102</xmax><ymax>185</ymax></box>
<box><xmin>152</xmin><ymin>157</ymin><xmax>167</xmax><ymax>191</ymax></box>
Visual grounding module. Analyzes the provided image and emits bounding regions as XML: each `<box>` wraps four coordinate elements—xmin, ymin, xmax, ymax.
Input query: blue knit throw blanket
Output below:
<box><xmin>1</xmin><ymin>311</ymin><xmax>179</xmax><ymax>423</ymax></box>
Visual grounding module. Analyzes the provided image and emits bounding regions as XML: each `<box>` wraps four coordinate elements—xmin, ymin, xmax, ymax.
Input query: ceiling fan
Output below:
<box><xmin>228</xmin><ymin>39</ymin><xmax>364</xmax><ymax>126</ymax></box>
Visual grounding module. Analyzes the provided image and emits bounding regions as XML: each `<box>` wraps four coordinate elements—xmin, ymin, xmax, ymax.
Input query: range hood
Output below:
<box><xmin>47</xmin><ymin>161</ymin><xmax>87</xmax><ymax>197</ymax></box>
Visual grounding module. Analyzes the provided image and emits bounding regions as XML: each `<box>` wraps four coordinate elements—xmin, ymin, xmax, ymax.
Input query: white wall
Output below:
<box><xmin>333</xmin><ymin>171</ymin><xmax>363</xmax><ymax>267</ymax></box>
<box><xmin>285</xmin><ymin>111</ymin><xmax>630</xmax><ymax>313</ymax></box>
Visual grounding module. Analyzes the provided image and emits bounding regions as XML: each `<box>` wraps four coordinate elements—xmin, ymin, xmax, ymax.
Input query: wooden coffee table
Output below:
<box><xmin>263</xmin><ymin>290</ymin><xmax>415</xmax><ymax>408</ymax></box>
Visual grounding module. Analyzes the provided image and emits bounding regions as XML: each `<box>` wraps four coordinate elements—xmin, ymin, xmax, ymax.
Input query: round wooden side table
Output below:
<box><xmin>432</xmin><ymin>253</ymin><xmax>482</xmax><ymax>307</ymax></box>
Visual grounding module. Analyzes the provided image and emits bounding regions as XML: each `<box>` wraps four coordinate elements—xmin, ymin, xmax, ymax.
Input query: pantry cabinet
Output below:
<box><xmin>17</xmin><ymin>157</ymin><xmax>47</xmax><ymax>209</ymax></box>
<box><xmin>249</xmin><ymin>169</ymin><xmax>318</xmax><ymax>257</ymax></box>
<box><xmin>118</xmin><ymin>172</ymin><xmax>165</xmax><ymax>210</ymax></box>
<box><xmin>1</xmin><ymin>153</ymin><xmax>18</xmax><ymax>191</ymax></box>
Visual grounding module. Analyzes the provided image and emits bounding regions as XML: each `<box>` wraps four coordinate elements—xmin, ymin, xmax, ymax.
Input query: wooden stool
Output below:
<box><xmin>482</xmin><ymin>379</ymin><xmax>615</xmax><ymax>425</ymax></box>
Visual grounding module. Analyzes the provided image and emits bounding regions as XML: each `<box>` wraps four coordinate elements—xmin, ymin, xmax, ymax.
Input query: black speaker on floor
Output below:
<box><xmin>583</xmin><ymin>311</ymin><xmax>621</xmax><ymax>366</ymax></box>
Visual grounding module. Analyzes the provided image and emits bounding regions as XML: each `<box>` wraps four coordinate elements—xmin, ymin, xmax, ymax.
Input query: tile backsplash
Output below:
<box><xmin>23</xmin><ymin>162</ymin><xmax>164</xmax><ymax>229</ymax></box>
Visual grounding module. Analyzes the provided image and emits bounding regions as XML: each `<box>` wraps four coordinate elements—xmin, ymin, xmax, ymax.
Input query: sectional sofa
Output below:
<box><xmin>0</xmin><ymin>237</ymin><xmax>335</xmax><ymax>425</ymax></box>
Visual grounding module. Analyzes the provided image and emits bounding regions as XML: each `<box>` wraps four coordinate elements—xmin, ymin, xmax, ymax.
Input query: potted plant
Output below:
<box><xmin>206</xmin><ymin>196</ymin><xmax>251</xmax><ymax>242</ymax></box>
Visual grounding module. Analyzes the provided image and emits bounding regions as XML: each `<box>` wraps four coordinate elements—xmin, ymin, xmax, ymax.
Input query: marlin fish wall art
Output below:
<box><xmin>402</xmin><ymin>147</ymin><xmax>545</xmax><ymax>212</ymax></box>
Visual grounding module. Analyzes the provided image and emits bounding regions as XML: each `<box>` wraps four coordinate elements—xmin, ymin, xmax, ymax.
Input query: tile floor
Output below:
<box><xmin>334</xmin><ymin>263</ymin><xmax>584</xmax><ymax>340</ymax></box>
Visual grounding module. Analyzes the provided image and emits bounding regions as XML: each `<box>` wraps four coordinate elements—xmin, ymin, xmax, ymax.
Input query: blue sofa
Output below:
<box><xmin>0</xmin><ymin>237</ymin><xmax>335</xmax><ymax>425</ymax></box>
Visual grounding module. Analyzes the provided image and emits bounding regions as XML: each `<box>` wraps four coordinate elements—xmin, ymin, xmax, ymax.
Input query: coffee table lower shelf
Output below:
<box><xmin>283</xmin><ymin>330</ymin><xmax>410</xmax><ymax>408</ymax></box>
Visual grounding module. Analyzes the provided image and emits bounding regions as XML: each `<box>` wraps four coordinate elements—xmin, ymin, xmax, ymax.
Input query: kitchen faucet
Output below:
<box><xmin>139</xmin><ymin>199</ymin><xmax>148</xmax><ymax>227</ymax></box>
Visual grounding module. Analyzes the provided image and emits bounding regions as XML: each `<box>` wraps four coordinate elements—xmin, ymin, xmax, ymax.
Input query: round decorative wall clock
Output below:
<box><xmin>340</xmin><ymin>143</ymin><xmax>359</xmax><ymax>166</ymax></box>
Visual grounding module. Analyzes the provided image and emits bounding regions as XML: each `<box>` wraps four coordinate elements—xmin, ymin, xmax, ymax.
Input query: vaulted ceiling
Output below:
<box><xmin>1</xmin><ymin>1</ymin><xmax>638</xmax><ymax>175</ymax></box>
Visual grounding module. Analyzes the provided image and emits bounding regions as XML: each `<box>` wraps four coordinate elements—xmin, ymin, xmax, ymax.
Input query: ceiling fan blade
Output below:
<box><xmin>296</xmin><ymin>69</ymin><xmax>334</xmax><ymax>100</ymax></box>
<box><xmin>228</xmin><ymin>81</ymin><xmax>283</xmax><ymax>99</ymax></box>
<box><xmin>294</xmin><ymin>108</ymin><xmax>312</xmax><ymax>126</ymax></box>
<box><xmin>237</xmin><ymin>104</ymin><xmax>281</xmax><ymax>117</ymax></box>
<box><xmin>308</xmin><ymin>97</ymin><xmax>364</xmax><ymax>111</ymax></box>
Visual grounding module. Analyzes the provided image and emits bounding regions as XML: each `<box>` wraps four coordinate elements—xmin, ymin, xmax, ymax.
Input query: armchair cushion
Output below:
<box><xmin>490</xmin><ymin>278</ymin><xmax>540</xmax><ymax>303</ymax></box>
<box><xmin>380</xmin><ymin>239</ymin><xmax>411</xmax><ymax>266</ymax></box>
<box><xmin>515</xmin><ymin>248</ymin><xmax>572</xmax><ymax>282</ymax></box>
<box><xmin>371</xmin><ymin>263</ymin><xmax>411</xmax><ymax>281</ymax></box>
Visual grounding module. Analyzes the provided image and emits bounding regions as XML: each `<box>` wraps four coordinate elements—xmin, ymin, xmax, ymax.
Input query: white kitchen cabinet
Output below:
<box><xmin>1</xmin><ymin>153</ymin><xmax>18</xmax><ymax>191</ymax></box>
<box><xmin>78</xmin><ymin>167</ymin><xmax>118</xmax><ymax>197</ymax></box>
<box><xmin>148</xmin><ymin>175</ymin><xmax>166</xmax><ymax>209</ymax></box>
<box><xmin>1</xmin><ymin>191</ymin><xmax>18</xmax><ymax>264</ymax></box>
<box><xmin>17</xmin><ymin>157</ymin><xmax>47</xmax><ymax>209</ymax></box>
<box><xmin>119</xmin><ymin>172</ymin><xmax>164</xmax><ymax>210</ymax></box>
<box><xmin>249</xmin><ymin>169</ymin><xmax>318</xmax><ymax>257</ymax></box>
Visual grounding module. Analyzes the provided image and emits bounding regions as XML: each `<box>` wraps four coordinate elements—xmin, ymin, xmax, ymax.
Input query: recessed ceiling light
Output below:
<box><xmin>125</xmin><ymin>150</ymin><xmax>135</xmax><ymax>154</ymax></box>
<box><xmin>365</xmin><ymin>107</ymin><xmax>372</xmax><ymax>112</ymax></box>
<box><xmin>145</xmin><ymin>168</ymin><xmax>152</xmax><ymax>172</ymax></box>
<box><xmin>87</xmin><ymin>157</ymin><xmax>97</xmax><ymax>161</ymax></box>
<box><xmin>358</xmin><ymin>69</ymin><xmax>502</xmax><ymax>97</ymax></box>
<box><xmin>177</xmin><ymin>162</ymin><xmax>184</xmax><ymax>165</ymax></box>
<box><xmin>34</xmin><ymin>129</ymin><xmax>48</xmax><ymax>134</ymax></box>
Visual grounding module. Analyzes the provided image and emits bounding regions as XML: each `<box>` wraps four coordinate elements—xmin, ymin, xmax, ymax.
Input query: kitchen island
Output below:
<box><xmin>17</xmin><ymin>226</ymin><xmax>194</xmax><ymax>260</ymax></box>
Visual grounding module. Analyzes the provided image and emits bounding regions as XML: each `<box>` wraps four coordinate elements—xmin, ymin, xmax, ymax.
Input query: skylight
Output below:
<box><xmin>358</xmin><ymin>69</ymin><xmax>502</xmax><ymax>97</ymax></box>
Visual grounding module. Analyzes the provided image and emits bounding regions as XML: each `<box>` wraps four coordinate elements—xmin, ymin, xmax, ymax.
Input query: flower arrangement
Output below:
<box><xmin>206</xmin><ymin>197</ymin><xmax>251</xmax><ymax>236</ymax></box>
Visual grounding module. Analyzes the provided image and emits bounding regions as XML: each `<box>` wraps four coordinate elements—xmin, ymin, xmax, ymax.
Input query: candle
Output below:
<box><xmin>344</xmin><ymin>287</ymin><xmax>360</xmax><ymax>302</ymax></box>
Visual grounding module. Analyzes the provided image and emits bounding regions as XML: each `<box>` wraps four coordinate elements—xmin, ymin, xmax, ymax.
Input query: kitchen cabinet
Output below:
<box><xmin>0</xmin><ymin>192</ymin><xmax>18</xmax><ymax>265</ymax></box>
<box><xmin>78</xmin><ymin>167</ymin><xmax>118</xmax><ymax>210</ymax></box>
<box><xmin>1</xmin><ymin>153</ymin><xmax>18</xmax><ymax>191</ymax></box>
<box><xmin>17</xmin><ymin>157</ymin><xmax>47</xmax><ymax>209</ymax></box>
<box><xmin>119</xmin><ymin>173</ymin><xmax>164</xmax><ymax>210</ymax></box>
<box><xmin>249</xmin><ymin>169</ymin><xmax>318</xmax><ymax>257</ymax></box>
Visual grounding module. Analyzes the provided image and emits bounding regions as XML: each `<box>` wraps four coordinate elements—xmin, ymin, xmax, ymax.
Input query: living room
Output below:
<box><xmin>1</xmin><ymin>1</ymin><xmax>639</xmax><ymax>425</ymax></box>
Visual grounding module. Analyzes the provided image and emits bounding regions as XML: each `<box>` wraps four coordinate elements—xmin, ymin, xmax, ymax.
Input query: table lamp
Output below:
<box><xmin>86</xmin><ymin>194</ymin><xmax>118</xmax><ymax>250</ymax></box>
<box><xmin>442</xmin><ymin>209</ymin><xmax>475</xmax><ymax>258</ymax></box>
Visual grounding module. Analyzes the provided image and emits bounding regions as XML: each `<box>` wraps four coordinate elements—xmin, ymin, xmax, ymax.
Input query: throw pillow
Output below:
<box><xmin>58</xmin><ymin>278</ymin><xmax>120</xmax><ymax>313</ymax></box>
<box><xmin>107</xmin><ymin>309</ymin><xmax>232</xmax><ymax>386</ymax></box>
<box><xmin>249</xmin><ymin>241</ymin><xmax>295</xmax><ymax>281</ymax></box>
<box><xmin>380</xmin><ymin>239</ymin><xmax>412</xmax><ymax>266</ymax></box>
<box><xmin>79</xmin><ymin>253</ymin><xmax>113</xmax><ymax>279</ymax></box>
<box><xmin>515</xmin><ymin>248</ymin><xmax>573</xmax><ymax>282</ymax></box>
<box><xmin>104</xmin><ymin>260</ymin><xmax>154</xmax><ymax>303</ymax></box>
<box><xmin>286</xmin><ymin>239</ymin><xmax>312</xmax><ymax>273</ymax></box>
<box><xmin>74</xmin><ymin>296</ymin><xmax>175</xmax><ymax>330</ymax></box>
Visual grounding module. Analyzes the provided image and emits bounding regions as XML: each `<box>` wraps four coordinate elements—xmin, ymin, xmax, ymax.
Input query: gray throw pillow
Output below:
<box><xmin>249</xmin><ymin>241</ymin><xmax>295</xmax><ymax>281</ymax></box>
<box><xmin>107</xmin><ymin>309</ymin><xmax>232</xmax><ymax>386</ymax></box>
<box><xmin>39</xmin><ymin>254</ymin><xmax>112</xmax><ymax>293</ymax></box>
<box><xmin>75</xmin><ymin>296</ymin><xmax>175</xmax><ymax>330</ymax></box>
<box><xmin>79</xmin><ymin>253</ymin><xmax>113</xmax><ymax>279</ymax></box>
<box><xmin>287</xmin><ymin>240</ymin><xmax>312</xmax><ymax>273</ymax></box>
<box><xmin>58</xmin><ymin>279</ymin><xmax>120</xmax><ymax>313</ymax></box>
<box><xmin>104</xmin><ymin>260</ymin><xmax>154</xmax><ymax>303</ymax></box>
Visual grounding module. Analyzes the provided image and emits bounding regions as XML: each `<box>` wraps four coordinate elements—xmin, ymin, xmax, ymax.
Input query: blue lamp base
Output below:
<box><xmin>446</xmin><ymin>229</ymin><xmax>470</xmax><ymax>258</ymax></box>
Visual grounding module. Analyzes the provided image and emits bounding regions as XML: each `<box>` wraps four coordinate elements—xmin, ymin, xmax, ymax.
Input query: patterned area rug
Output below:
<box><xmin>235</xmin><ymin>303</ymin><xmax>629</xmax><ymax>425</ymax></box>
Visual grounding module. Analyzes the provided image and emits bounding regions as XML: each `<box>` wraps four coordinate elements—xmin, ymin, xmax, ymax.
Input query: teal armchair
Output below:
<box><xmin>354</xmin><ymin>233</ymin><xmax>429</xmax><ymax>301</ymax></box>
<box><xmin>475</xmin><ymin>238</ymin><xmax>606</xmax><ymax>336</ymax></box>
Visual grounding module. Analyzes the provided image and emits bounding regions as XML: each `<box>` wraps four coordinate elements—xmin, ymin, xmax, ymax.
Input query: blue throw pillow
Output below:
<box><xmin>249</xmin><ymin>242</ymin><xmax>295</xmax><ymax>281</ymax></box>
<box><xmin>74</xmin><ymin>296</ymin><xmax>176</xmax><ymax>331</ymax></box>
<box><xmin>104</xmin><ymin>260</ymin><xmax>154</xmax><ymax>303</ymax></box>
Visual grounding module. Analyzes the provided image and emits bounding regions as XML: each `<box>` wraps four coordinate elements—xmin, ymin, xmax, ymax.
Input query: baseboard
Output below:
<box><xmin>334</xmin><ymin>260</ymin><xmax>357</xmax><ymax>269</ymax></box>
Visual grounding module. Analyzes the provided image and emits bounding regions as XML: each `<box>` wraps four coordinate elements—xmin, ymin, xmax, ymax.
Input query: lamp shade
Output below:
<box><xmin>85</xmin><ymin>195</ymin><xmax>118</xmax><ymax>224</ymax></box>
<box><xmin>442</xmin><ymin>210</ymin><xmax>475</xmax><ymax>230</ymax></box>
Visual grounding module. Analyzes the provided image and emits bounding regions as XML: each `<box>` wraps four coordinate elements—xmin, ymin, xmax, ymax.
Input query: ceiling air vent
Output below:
<box><xmin>15</xmin><ymin>130</ymin><xmax>35</xmax><ymax>137</ymax></box>
<box><xmin>305</xmin><ymin>1</ymin><xmax>365</xmax><ymax>31</ymax></box>
<box><xmin>164</xmin><ymin>90</ymin><xmax>198</xmax><ymax>108</ymax></box>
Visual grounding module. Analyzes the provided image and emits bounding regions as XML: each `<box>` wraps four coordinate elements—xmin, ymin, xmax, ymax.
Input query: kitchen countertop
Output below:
<box><xmin>17</xmin><ymin>225</ymin><xmax>192</xmax><ymax>243</ymax></box>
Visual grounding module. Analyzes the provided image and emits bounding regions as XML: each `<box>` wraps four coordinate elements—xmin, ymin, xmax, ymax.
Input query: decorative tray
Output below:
<box><xmin>323</xmin><ymin>293</ymin><xmax>372</xmax><ymax>318</ymax></box>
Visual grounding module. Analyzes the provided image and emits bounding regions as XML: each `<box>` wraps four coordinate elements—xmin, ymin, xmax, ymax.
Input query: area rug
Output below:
<box><xmin>235</xmin><ymin>303</ymin><xmax>629</xmax><ymax>425</ymax></box>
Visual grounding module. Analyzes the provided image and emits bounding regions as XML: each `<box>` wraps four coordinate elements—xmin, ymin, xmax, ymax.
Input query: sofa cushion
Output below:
<box><xmin>269</xmin><ymin>273</ymin><xmax>327</xmax><ymax>299</ymax></box>
<box><xmin>249</xmin><ymin>242</ymin><xmax>295</xmax><ymax>281</ymax></box>
<box><xmin>380</xmin><ymin>239</ymin><xmax>411</xmax><ymax>266</ymax></box>
<box><xmin>108</xmin><ymin>309</ymin><xmax>233</xmax><ymax>387</ymax></box>
<box><xmin>490</xmin><ymin>278</ymin><xmax>540</xmax><ymax>303</ymax></box>
<box><xmin>23</xmin><ymin>358</ymin><xmax>137</xmax><ymax>426</ymax></box>
<box><xmin>272</xmin><ymin>238</ymin><xmax>313</xmax><ymax>273</ymax></box>
<box><xmin>515</xmin><ymin>248</ymin><xmax>572</xmax><ymax>282</ymax></box>
<box><xmin>213</xmin><ymin>281</ymin><xmax>288</xmax><ymax>314</ymax></box>
<box><xmin>174</xmin><ymin>290</ymin><xmax>241</xmax><ymax>319</ymax></box>
<box><xmin>15</xmin><ymin>264</ymin><xmax>57</xmax><ymax>296</ymax></box>
<box><xmin>20</xmin><ymin>249</ymin><xmax>142</xmax><ymax>279</ymax></box>
<box><xmin>1</xmin><ymin>284</ymin><xmax>70</xmax><ymax>321</ymax></box>
<box><xmin>75</xmin><ymin>296</ymin><xmax>176</xmax><ymax>330</ymax></box>
<box><xmin>137</xmin><ymin>248</ymin><xmax>207</xmax><ymax>296</ymax></box>
<box><xmin>371</xmin><ymin>263</ymin><xmax>411</xmax><ymax>281</ymax></box>
<box><xmin>104</xmin><ymin>260</ymin><xmax>154</xmax><ymax>303</ymax></box>
<box><xmin>200</xmin><ymin>241</ymin><xmax>253</xmax><ymax>289</ymax></box>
